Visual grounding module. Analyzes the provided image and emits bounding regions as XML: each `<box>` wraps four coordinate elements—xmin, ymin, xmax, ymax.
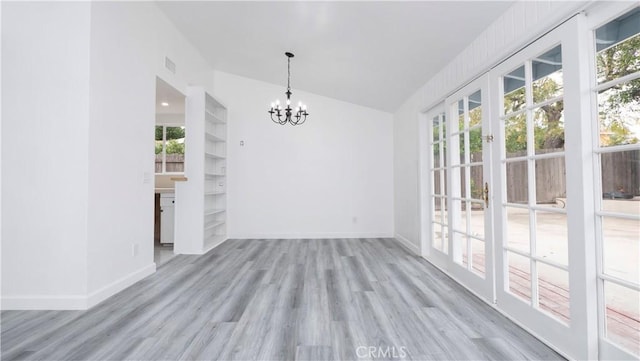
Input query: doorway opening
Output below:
<box><xmin>154</xmin><ymin>77</ymin><xmax>186</xmax><ymax>266</ymax></box>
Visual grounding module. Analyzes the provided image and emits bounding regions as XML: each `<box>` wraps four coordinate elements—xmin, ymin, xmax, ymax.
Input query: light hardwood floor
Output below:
<box><xmin>1</xmin><ymin>238</ymin><xmax>565</xmax><ymax>360</ymax></box>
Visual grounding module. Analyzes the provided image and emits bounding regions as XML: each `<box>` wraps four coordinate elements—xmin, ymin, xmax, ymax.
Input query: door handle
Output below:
<box><xmin>483</xmin><ymin>182</ymin><xmax>489</xmax><ymax>208</ymax></box>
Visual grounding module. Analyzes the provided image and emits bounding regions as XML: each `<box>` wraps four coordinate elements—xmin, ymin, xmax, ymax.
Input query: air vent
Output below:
<box><xmin>164</xmin><ymin>57</ymin><xmax>176</xmax><ymax>74</ymax></box>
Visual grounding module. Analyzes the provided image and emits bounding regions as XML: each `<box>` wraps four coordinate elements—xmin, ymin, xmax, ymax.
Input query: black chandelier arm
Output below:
<box><xmin>290</xmin><ymin>111</ymin><xmax>309</xmax><ymax>126</ymax></box>
<box><xmin>269</xmin><ymin>110</ymin><xmax>286</xmax><ymax>125</ymax></box>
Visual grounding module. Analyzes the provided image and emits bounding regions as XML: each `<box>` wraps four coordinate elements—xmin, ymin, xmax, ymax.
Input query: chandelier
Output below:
<box><xmin>268</xmin><ymin>52</ymin><xmax>309</xmax><ymax>126</ymax></box>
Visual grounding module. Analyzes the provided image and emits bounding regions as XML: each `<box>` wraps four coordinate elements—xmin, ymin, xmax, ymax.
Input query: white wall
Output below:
<box><xmin>86</xmin><ymin>2</ymin><xmax>213</xmax><ymax>302</ymax></box>
<box><xmin>393</xmin><ymin>90</ymin><xmax>423</xmax><ymax>251</ymax></box>
<box><xmin>1</xmin><ymin>0</ymin><xmax>4</xmax><ymax>309</ymax></box>
<box><xmin>2</xmin><ymin>2</ymin><xmax>91</xmax><ymax>308</ymax></box>
<box><xmin>2</xmin><ymin>1</ymin><xmax>214</xmax><ymax>309</ymax></box>
<box><xmin>213</xmin><ymin>71</ymin><xmax>394</xmax><ymax>239</ymax></box>
<box><xmin>393</xmin><ymin>0</ymin><xmax>588</xmax><ymax>252</ymax></box>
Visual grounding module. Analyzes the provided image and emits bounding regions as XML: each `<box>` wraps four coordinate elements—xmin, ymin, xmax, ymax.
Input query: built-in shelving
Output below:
<box><xmin>205</xmin><ymin>133</ymin><xmax>226</xmax><ymax>143</ymax></box>
<box><xmin>205</xmin><ymin>109</ymin><xmax>226</xmax><ymax>124</ymax></box>
<box><xmin>204</xmin><ymin>208</ymin><xmax>226</xmax><ymax>216</ymax></box>
<box><xmin>204</xmin><ymin>221</ymin><xmax>225</xmax><ymax>231</ymax></box>
<box><xmin>203</xmin><ymin>93</ymin><xmax>227</xmax><ymax>250</ymax></box>
<box><xmin>204</xmin><ymin>173</ymin><xmax>225</xmax><ymax>180</ymax></box>
<box><xmin>205</xmin><ymin>152</ymin><xmax>225</xmax><ymax>159</ymax></box>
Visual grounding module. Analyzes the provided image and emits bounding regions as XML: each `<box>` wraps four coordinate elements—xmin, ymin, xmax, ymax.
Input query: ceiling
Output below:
<box><xmin>156</xmin><ymin>76</ymin><xmax>185</xmax><ymax>115</ymax></box>
<box><xmin>157</xmin><ymin>1</ymin><xmax>515</xmax><ymax>113</ymax></box>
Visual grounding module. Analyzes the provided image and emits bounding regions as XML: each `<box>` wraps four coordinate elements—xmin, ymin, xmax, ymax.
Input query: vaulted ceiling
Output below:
<box><xmin>157</xmin><ymin>1</ymin><xmax>515</xmax><ymax>113</ymax></box>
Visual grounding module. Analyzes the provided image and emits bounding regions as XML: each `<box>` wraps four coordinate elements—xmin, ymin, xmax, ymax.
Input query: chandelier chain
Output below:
<box><xmin>287</xmin><ymin>56</ymin><xmax>291</xmax><ymax>93</ymax></box>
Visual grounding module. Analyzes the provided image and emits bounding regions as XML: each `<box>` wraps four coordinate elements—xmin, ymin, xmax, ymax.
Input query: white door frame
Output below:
<box><xmin>419</xmin><ymin>104</ymin><xmax>449</xmax><ymax>271</ymax></box>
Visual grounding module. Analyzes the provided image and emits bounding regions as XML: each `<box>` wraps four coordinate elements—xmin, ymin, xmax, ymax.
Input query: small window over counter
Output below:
<box><xmin>155</xmin><ymin>125</ymin><xmax>185</xmax><ymax>174</ymax></box>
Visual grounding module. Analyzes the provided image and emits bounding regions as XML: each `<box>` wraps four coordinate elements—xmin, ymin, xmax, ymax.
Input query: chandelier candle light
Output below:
<box><xmin>268</xmin><ymin>52</ymin><xmax>309</xmax><ymax>125</ymax></box>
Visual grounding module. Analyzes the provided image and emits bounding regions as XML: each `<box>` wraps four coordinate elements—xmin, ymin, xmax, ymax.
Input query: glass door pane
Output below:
<box><xmin>499</xmin><ymin>44</ymin><xmax>570</xmax><ymax>325</ymax></box>
<box><xmin>593</xmin><ymin>7</ymin><xmax>640</xmax><ymax>357</ymax></box>
<box><xmin>450</xmin><ymin>90</ymin><xmax>487</xmax><ymax>277</ymax></box>
<box><xmin>445</xmin><ymin>75</ymin><xmax>494</xmax><ymax>301</ymax></box>
<box><xmin>430</xmin><ymin>112</ymin><xmax>448</xmax><ymax>254</ymax></box>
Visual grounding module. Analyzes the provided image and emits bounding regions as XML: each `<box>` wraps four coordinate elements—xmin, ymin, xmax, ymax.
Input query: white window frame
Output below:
<box><xmin>488</xmin><ymin>15</ymin><xmax>598</xmax><ymax>360</ymax></box>
<box><xmin>585</xmin><ymin>2</ymin><xmax>640</xmax><ymax>360</ymax></box>
<box><xmin>419</xmin><ymin>104</ymin><xmax>450</xmax><ymax>270</ymax></box>
<box><xmin>156</xmin><ymin>124</ymin><xmax>186</xmax><ymax>175</ymax></box>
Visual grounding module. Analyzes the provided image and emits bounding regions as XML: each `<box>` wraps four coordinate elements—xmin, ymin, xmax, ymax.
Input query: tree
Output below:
<box><xmin>155</xmin><ymin>126</ymin><xmax>186</xmax><ymax>155</ymax></box>
<box><xmin>436</xmin><ymin>34</ymin><xmax>639</xmax><ymax>155</ymax></box>
<box><xmin>155</xmin><ymin>126</ymin><xmax>185</xmax><ymax>141</ymax></box>
<box><xmin>503</xmin><ymin>76</ymin><xmax>565</xmax><ymax>155</ymax></box>
<box><xmin>596</xmin><ymin>34</ymin><xmax>640</xmax><ymax>146</ymax></box>
<box><xmin>165</xmin><ymin>140</ymin><xmax>185</xmax><ymax>154</ymax></box>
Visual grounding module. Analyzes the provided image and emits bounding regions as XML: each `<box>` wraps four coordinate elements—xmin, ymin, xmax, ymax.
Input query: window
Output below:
<box><xmin>430</xmin><ymin>112</ymin><xmax>448</xmax><ymax>254</ymax></box>
<box><xmin>449</xmin><ymin>91</ymin><xmax>486</xmax><ymax>276</ymax></box>
<box><xmin>501</xmin><ymin>44</ymin><xmax>570</xmax><ymax>325</ymax></box>
<box><xmin>593</xmin><ymin>7</ymin><xmax>640</xmax><ymax>357</ymax></box>
<box><xmin>155</xmin><ymin>125</ymin><xmax>185</xmax><ymax>174</ymax></box>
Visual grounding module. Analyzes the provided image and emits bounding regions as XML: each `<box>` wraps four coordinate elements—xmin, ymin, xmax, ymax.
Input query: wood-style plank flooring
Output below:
<box><xmin>1</xmin><ymin>238</ymin><xmax>565</xmax><ymax>360</ymax></box>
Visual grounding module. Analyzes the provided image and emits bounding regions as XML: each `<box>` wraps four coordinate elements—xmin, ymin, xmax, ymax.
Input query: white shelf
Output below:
<box><xmin>205</xmin><ymin>110</ymin><xmax>226</xmax><ymax>124</ymax></box>
<box><xmin>204</xmin><ymin>235</ymin><xmax>226</xmax><ymax>249</ymax></box>
<box><xmin>205</xmin><ymin>152</ymin><xmax>225</xmax><ymax>159</ymax></box>
<box><xmin>203</xmin><ymin>92</ymin><xmax>227</xmax><ymax>249</ymax></box>
<box><xmin>205</xmin><ymin>133</ymin><xmax>226</xmax><ymax>142</ymax></box>
<box><xmin>204</xmin><ymin>209</ymin><xmax>226</xmax><ymax>216</ymax></box>
<box><xmin>204</xmin><ymin>221</ymin><xmax>225</xmax><ymax>231</ymax></box>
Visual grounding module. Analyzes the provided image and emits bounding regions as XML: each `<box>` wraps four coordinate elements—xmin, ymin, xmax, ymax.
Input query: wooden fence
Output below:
<box><xmin>432</xmin><ymin>149</ymin><xmax>639</xmax><ymax>205</ymax></box>
<box><xmin>155</xmin><ymin>154</ymin><xmax>185</xmax><ymax>173</ymax></box>
<box><xmin>601</xmin><ymin>150</ymin><xmax>640</xmax><ymax>196</ymax></box>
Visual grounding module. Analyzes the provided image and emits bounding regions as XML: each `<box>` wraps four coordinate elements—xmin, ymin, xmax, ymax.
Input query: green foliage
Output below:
<box><xmin>433</xmin><ymin>34</ymin><xmax>639</xmax><ymax>155</ymax></box>
<box><xmin>504</xmin><ymin>114</ymin><xmax>527</xmax><ymax>154</ymax></box>
<box><xmin>166</xmin><ymin>127</ymin><xmax>185</xmax><ymax>140</ymax></box>
<box><xmin>166</xmin><ymin>140</ymin><xmax>185</xmax><ymax>154</ymax></box>
<box><xmin>156</xmin><ymin>126</ymin><xmax>185</xmax><ymax>141</ymax></box>
<box><xmin>156</xmin><ymin>126</ymin><xmax>186</xmax><ymax>155</ymax></box>
<box><xmin>467</xmin><ymin>109</ymin><xmax>483</xmax><ymax>154</ymax></box>
<box><xmin>503</xmin><ymin>78</ymin><xmax>566</xmax><ymax>154</ymax></box>
<box><xmin>596</xmin><ymin>34</ymin><xmax>640</xmax><ymax>146</ymax></box>
<box><xmin>597</xmin><ymin>35</ymin><xmax>640</xmax><ymax>82</ymax></box>
<box><xmin>504</xmin><ymin>87</ymin><xmax>526</xmax><ymax>115</ymax></box>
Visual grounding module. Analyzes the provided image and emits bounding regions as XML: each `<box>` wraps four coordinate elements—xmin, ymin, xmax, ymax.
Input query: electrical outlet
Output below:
<box><xmin>132</xmin><ymin>243</ymin><xmax>139</xmax><ymax>257</ymax></box>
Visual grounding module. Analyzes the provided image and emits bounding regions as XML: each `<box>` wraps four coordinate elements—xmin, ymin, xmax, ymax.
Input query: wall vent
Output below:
<box><xmin>164</xmin><ymin>57</ymin><xmax>176</xmax><ymax>74</ymax></box>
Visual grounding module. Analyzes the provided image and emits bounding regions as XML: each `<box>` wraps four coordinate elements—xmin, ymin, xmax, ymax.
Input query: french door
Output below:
<box><xmin>422</xmin><ymin>76</ymin><xmax>494</xmax><ymax>301</ymax></box>
<box><xmin>421</xmin><ymin>16</ymin><xmax>599</xmax><ymax>359</ymax></box>
<box><xmin>490</xmin><ymin>18</ymin><xmax>582</xmax><ymax>356</ymax></box>
<box><xmin>445</xmin><ymin>78</ymin><xmax>495</xmax><ymax>301</ymax></box>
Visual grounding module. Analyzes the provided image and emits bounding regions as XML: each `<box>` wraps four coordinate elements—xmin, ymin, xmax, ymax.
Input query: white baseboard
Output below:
<box><xmin>86</xmin><ymin>263</ymin><xmax>156</xmax><ymax>309</ymax></box>
<box><xmin>201</xmin><ymin>237</ymin><xmax>228</xmax><ymax>254</ymax></box>
<box><xmin>1</xmin><ymin>295</ymin><xmax>89</xmax><ymax>310</ymax></box>
<box><xmin>228</xmin><ymin>232</ymin><xmax>394</xmax><ymax>239</ymax></box>
<box><xmin>2</xmin><ymin>263</ymin><xmax>156</xmax><ymax>310</ymax></box>
<box><xmin>394</xmin><ymin>234</ymin><xmax>420</xmax><ymax>255</ymax></box>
